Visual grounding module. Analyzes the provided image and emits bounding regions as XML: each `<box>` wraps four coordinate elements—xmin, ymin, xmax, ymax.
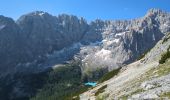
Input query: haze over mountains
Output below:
<box><xmin>0</xmin><ymin>8</ymin><xmax>170</xmax><ymax>100</ymax></box>
<box><xmin>0</xmin><ymin>9</ymin><xmax>170</xmax><ymax>75</ymax></box>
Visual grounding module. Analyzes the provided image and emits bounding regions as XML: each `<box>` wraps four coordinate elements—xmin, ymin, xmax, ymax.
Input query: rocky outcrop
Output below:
<box><xmin>131</xmin><ymin>74</ymin><xmax>170</xmax><ymax>99</ymax></box>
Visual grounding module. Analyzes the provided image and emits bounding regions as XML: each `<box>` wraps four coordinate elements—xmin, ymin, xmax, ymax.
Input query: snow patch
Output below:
<box><xmin>102</xmin><ymin>39</ymin><xmax>119</xmax><ymax>45</ymax></box>
<box><xmin>62</xmin><ymin>21</ymin><xmax>66</xmax><ymax>26</ymax></box>
<box><xmin>115</xmin><ymin>31</ymin><xmax>130</xmax><ymax>37</ymax></box>
<box><xmin>106</xmin><ymin>40</ymin><xmax>114</xmax><ymax>45</ymax></box>
<box><xmin>136</xmin><ymin>42</ymin><xmax>138</xmax><ymax>51</ymax></box>
<box><xmin>89</xmin><ymin>41</ymin><xmax>102</xmax><ymax>46</ymax></box>
<box><xmin>112</xmin><ymin>39</ymin><xmax>119</xmax><ymax>43</ymax></box>
<box><xmin>152</xmin><ymin>33</ymin><xmax>155</xmax><ymax>41</ymax></box>
<box><xmin>39</xmin><ymin>12</ymin><xmax>45</xmax><ymax>16</ymax></box>
<box><xmin>0</xmin><ymin>25</ymin><xmax>5</xmax><ymax>30</ymax></box>
<box><xmin>102</xmin><ymin>39</ymin><xmax>107</xmax><ymax>42</ymax></box>
<box><xmin>95</xmin><ymin>28</ymin><xmax>103</xmax><ymax>31</ymax></box>
<box><xmin>163</xmin><ymin>23</ymin><xmax>169</xmax><ymax>27</ymax></box>
<box><xmin>96</xmin><ymin>49</ymin><xmax>111</xmax><ymax>56</ymax></box>
<box><xmin>95</xmin><ymin>49</ymin><xmax>111</xmax><ymax>60</ymax></box>
<box><xmin>25</xmin><ymin>62</ymin><xmax>31</xmax><ymax>67</ymax></box>
<box><xmin>46</xmin><ymin>42</ymin><xmax>82</xmax><ymax>58</ymax></box>
<box><xmin>115</xmin><ymin>32</ymin><xmax>125</xmax><ymax>37</ymax></box>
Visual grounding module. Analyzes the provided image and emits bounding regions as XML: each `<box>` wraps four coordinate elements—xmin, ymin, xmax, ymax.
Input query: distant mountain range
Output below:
<box><xmin>0</xmin><ymin>8</ymin><xmax>170</xmax><ymax>100</ymax></box>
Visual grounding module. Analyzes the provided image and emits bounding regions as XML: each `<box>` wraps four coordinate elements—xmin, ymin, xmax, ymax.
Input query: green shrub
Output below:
<box><xmin>96</xmin><ymin>93</ymin><xmax>109</xmax><ymax>100</ymax></box>
<box><xmin>98</xmin><ymin>67</ymin><xmax>121</xmax><ymax>83</ymax></box>
<box><xmin>95</xmin><ymin>85</ymin><xmax>107</xmax><ymax>96</ymax></box>
<box><xmin>137</xmin><ymin>48</ymin><xmax>152</xmax><ymax>60</ymax></box>
<box><xmin>162</xmin><ymin>33</ymin><xmax>170</xmax><ymax>44</ymax></box>
<box><xmin>159</xmin><ymin>46</ymin><xmax>170</xmax><ymax>64</ymax></box>
<box><xmin>160</xmin><ymin>92</ymin><xmax>170</xmax><ymax>100</ymax></box>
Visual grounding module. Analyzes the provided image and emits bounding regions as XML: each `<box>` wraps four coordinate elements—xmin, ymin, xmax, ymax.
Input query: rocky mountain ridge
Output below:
<box><xmin>0</xmin><ymin>8</ymin><xmax>170</xmax><ymax>77</ymax></box>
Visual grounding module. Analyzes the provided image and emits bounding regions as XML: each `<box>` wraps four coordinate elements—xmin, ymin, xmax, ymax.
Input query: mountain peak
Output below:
<box><xmin>16</xmin><ymin>11</ymin><xmax>54</xmax><ymax>24</ymax></box>
<box><xmin>29</xmin><ymin>11</ymin><xmax>49</xmax><ymax>16</ymax></box>
<box><xmin>148</xmin><ymin>8</ymin><xmax>163</xmax><ymax>13</ymax></box>
<box><xmin>146</xmin><ymin>8</ymin><xmax>167</xmax><ymax>17</ymax></box>
<box><xmin>19</xmin><ymin>11</ymin><xmax>51</xmax><ymax>18</ymax></box>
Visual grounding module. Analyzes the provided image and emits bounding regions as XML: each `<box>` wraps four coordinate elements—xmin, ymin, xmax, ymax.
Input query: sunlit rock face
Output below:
<box><xmin>0</xmin><ymin>9</ymin><xmax>170</xmax><ymax>76</ymax></box>
<box><xmin>79</xmin><ymin>9</ymin><xmax>169</xmax><ymax>72</ymax></box>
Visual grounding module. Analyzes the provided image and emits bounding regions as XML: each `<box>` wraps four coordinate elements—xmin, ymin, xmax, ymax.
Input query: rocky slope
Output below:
<box><xmin>80</xmin><ymin>32</ymin><xmax>170</xmax><ymax>100</ymax></box>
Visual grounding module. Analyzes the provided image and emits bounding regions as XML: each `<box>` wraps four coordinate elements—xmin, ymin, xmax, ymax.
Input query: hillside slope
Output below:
<box><xmin>80</xmin><ymin>33</ymin><xmax>170</xmax><ymax>100</ymax></box>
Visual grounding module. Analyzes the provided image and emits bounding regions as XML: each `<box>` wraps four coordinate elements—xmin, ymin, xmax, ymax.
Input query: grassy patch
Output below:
<box><xmin>98</xmin><ymin>67</ymin><xmax>121</xmax><ymax>83</ymax></box>
<box><xmin>162</xmin><ymin>33</ymin><xmax>170</xmax><ymax>44</ymax></box>
<box><xmin>119</xmin><ymin>95</ymin><xmax>128</xmax><ymax>100</ymax></box>
<box><xmin>162</xmin><ymin>36</ymin><xmax>170</xmax><ymax>43</ymax></box>
<box><xmin>130</xmin><ymin>89</ymin><xmax>144</xmax><ymax>95</ymax></box>
<box><xmin>157</xmin><ymin>61</ymin><xmax>170</xmax><ymax>76</ymax></box>
<box><xmin>137</xmin><ymin>48</ymin><xmax>151</xmax><ymax>60</ymax></box>
<box><xmin>95</xmin><ymin>85</ymin><xmax>107</xmax><ymax>96</ymax></box>
<box><xmin>143</xmin><ymin>59</ymin><xmax>170</xmax><ymax>79</ymax></box>
<box><xmin>96</xmin><ymin>93</ymin><xmax>109</xmax><ymax>100</ymax></box>
<box><xmin>160</xmin><ymin>92</ymin><xmax>170</xmax><ymax>99</ymax></box>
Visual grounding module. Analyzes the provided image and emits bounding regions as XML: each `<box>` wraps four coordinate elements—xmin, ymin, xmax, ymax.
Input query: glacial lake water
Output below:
<box><xmin>84</xmin><ymin>82</ymin><xmax>97</xmax><ymax>87</ymax></box>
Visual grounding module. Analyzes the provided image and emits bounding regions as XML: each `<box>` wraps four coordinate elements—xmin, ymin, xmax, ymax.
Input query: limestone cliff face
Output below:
<box><xmin>0</xmin><ymin>16</ymin><xmax>26</xmax><ymax>73</ymax></box>
<box><xmin>79</xmin><ymin>9</ymin><xmax>169</xmax><ymax>73</ymax></box>
<box><xmin>0</xmin><ymin>9</ymin><xmax>170</xmax><ymax>76</ymax></box>
<box><xmin>16</xmin><ymin>12</ymin><xmax>88</xmax><ymax>62</ymax></box>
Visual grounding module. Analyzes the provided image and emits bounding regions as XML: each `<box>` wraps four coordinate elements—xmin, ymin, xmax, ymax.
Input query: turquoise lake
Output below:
<box><xmin>84</xmin><ymin>82</ymin><xmax>97</xmax><ymax>87</ymax></box>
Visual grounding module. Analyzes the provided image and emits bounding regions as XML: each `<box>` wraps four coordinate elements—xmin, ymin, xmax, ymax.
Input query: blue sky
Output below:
<box><xmin>0</xmin><ymin>0</ymin><xmax>170</xmax><ymax>21</ymax></box>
